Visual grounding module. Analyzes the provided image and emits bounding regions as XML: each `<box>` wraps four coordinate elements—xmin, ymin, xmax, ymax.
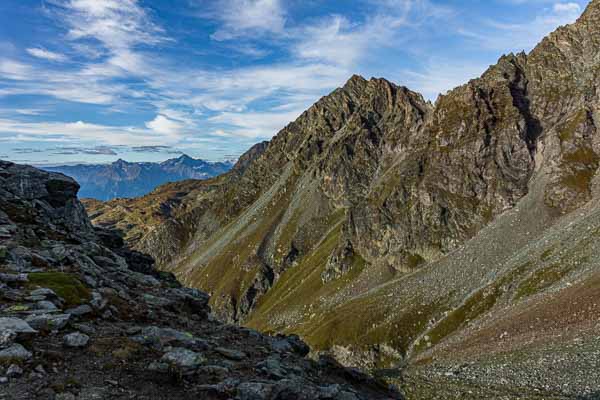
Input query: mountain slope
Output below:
<box><xmin>44</xmin><ymin>155</ymin><xmax>233</xmax><ymax>200</ymax></box>
<box><xmin>87</xmin><ymin>1</ymin><xmax>600</xmax><ymax>397</ymax></box>
<box><xmin>0</xmin><ymin>160</ymin><xmax>399</xmax><ymax>399</ymax></box>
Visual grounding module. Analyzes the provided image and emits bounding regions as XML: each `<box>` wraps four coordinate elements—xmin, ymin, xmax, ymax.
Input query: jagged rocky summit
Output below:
<box><xmin>0</xmin><ymin>160</ymin><xmax>400</xmax><ymax>399</ymax></box>
<box><xmin>85</xmin><ymin>1</ymin><xmax>600</xmax><ymax>398</ymax></box>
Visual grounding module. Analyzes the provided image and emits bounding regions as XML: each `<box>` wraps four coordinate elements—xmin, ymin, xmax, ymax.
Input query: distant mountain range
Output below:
<box><xmin>43</xmin><ymin>155</ymin><xmax>233</xmax><ymax>200</ymax></box>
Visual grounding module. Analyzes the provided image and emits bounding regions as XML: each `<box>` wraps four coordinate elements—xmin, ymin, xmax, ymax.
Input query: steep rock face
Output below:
<box><xmin>0</xmin><ymin>161</ymin><xmax>399</xmax><ymax>400</ymax></box>
<box><xmin>0</xmin><ymin>161</ymin><xmax>94</xmax><ymax>246</ymax></box>
<box><xmin>86</xmin><ymin>3</ymin><xmax>600</xmax><ymax>394</ymax></box>
<box><xmin>349</xmin><ymin>56</ymin><xmax>536</xmax><ymax>269</ymax></box>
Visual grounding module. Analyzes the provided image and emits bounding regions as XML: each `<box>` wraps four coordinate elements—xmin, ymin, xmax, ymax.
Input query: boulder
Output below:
<box><xmin>65</xmin><ymin>304</ymin><xmax>93</xmax><ymax>317</ymax></box>
<box><xmin>215</xmin><ymin>347</ymin><xmax>247</xmax><ymax>361</ymax></box>
<box><xmin>0</xmin><ymin>317</ymin><xmax>37</xmax><ymax>335</ymax></box>
<box><xmin>63</xmin><ymin>332</ymin><xmax>89</xmax><ymax>348</ymax></box>
<box><xmin>0</xmin><ymin>344</ymin><xmax>32</xmax><ymax>362</ymax></box>
<box><xmin>36</xmin><ymin>300</ymin><xmax>58</xmax><ymax>311</ymax></box>
<box><xmin>161</xmin><ymin>347</ymin><xmax>206</xmax><ymax>370</ymax></box>
<box><xmin>131</xmin><ymin>326</ymin><xmax>207</xmax><ymax>351</ymax></box>
<box><xmin>26</xmin><ymin>313</ymin><xmax>71</xmax><ymax>331</ymax></box>
<box><xmin>0</xmin><ymin>330</ymin><xmax>17</xmax><ymax>349</ymax></box>
<box><xmin>6</xmin><ymin>364</ymin><xmax>23</xmax><ymax>378</ymax></box>
<box><xmin>236</xmin><ymin>382</ymin><xmax>273</xmax><ymax>400</ymax></box>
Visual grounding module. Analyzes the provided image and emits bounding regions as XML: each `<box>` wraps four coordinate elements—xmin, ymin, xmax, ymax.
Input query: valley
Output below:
<box><xmin>83</xmin><ymin>1</ymin><xmax>600</xmax><ymax>398</ymax></box>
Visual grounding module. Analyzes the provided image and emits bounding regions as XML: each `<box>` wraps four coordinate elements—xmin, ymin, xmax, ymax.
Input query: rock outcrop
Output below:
<box><xmin>0</xmin><ymin>161</ymin><xmax>399</xmax><ymax>399</ymax></box>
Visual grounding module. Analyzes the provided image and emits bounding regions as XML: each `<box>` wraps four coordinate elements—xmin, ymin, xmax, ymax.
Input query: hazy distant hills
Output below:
<box><xmin>44</xmin><ymin>154</ymin><xmax>233</xmax><ymax>200</ymax></box>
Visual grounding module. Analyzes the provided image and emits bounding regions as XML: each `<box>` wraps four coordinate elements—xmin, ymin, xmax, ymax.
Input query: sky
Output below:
<box><xmin>0</xmin><ymin>0</ymin><xmax>589</xmax><ymax>165</ymax></box>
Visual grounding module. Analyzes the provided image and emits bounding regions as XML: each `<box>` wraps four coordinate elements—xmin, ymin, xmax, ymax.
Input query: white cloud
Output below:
<box><xmin>294</xmin><ymin>15</ymin><xmax>367</xmax><ymax>67</ymax></box>
<box><xmin>0</xmin><ymin>118</ymin><xmax>178</xmax><ymax>146</ymax></box>
<box><xmin>60</xmin><ymin>0</ymin><xmax>166</xmax><ymax>49</ymax></box>
<box><xmin>207</xmin><ymin>0</ymin><xmax>286</xmax><ymax>41</ymax></box>
<box><xmin>26</xmin><ymin>48</ymin><xmax>68</xmax><ymax>62</ymax></box>
<box><xmin>0</xmin><ymin>59</ymin><xmax>34</xmax><ymax>80</ymax></box>
<box><xmin>459</xmin><ymin>2</ymin><xmax>582</xmax><ymax>52</ymax></box>
<box><xmin>145</xmin><ymin>114</ymin><xmax>184</xmax><ymax>138</ymax></box>
<box><xmin>209</xmin><ymin>109</ymin><xmax>304</xmax><ymax>138</ymax></box>
<box><xmin>553</xmin><ymin>2</ymin><xmax>581</xmax><ymax>14</ymax></box>
<box><xmin>292</xmin><ymin>0</ymin><xmax>450</xmax><ymax>68</ymax></box>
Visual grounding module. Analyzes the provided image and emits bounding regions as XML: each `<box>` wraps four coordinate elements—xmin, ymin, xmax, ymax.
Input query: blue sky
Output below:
<box><xmin>0</xmin><ymin>0</ymin><xmax>588</xmax><ymax>165</ymax></box>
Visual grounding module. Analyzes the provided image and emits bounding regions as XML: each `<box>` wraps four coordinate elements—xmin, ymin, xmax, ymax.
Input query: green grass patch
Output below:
<box><xmin>515</xmin><ymin>263</ymin><xmax>574</xmax><ymax>300</ymax></box>
<box><xmin>557</xmin><ymin>109</ymin><xmax>586</xmax><ymax>142</ymax></box>
<box><xmin>27</xmin><ymin>272</ymin><xmax>91</xmax><ymax>307</ymax></box>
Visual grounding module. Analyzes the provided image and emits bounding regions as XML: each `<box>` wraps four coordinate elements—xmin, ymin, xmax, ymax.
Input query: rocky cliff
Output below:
<box><xmin>86</xmin><ymin>1</ymin><xmax>600</xmax><ymax>398</ymax></box>
<box><xmin>0</xmin><ymin>160</ymin><xmax>399</xmax><ymax>399</ymax></box>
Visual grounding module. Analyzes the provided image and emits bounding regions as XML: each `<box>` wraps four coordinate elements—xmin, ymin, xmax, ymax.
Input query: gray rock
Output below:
<box><xmin>197</xmin><ymin>365</ymin><xmax>230</xmax><ymax>376</ymax></box>
<box><xmin>237</xmin><ymin>382</ymin><xmax>273</xmax><ymax>400</ymax></box>
<box><xmin>6</xmin><ymin>364</ymin><xmax>23</xmax><ymax>378</ymax></box>
<box><xmin>318</xmin><ymin>384</ymin><xmax>341</xmax><ymax>399</ymax></box>
<box><xmin>77</xmin><ymin>387</ymin><xmax>108</xmax><ymax>400</ymax></box>
<box><xmin>90</xmin><ymin>292</ymin><xmax>107</xmax><ymax>310</ymax></box>
<box><xmin>257</xmin><ymin>357</ymin><xmax>286</xmax><ymax>380</ymax></box>
<box><xmin>0</xmin><ymin>317</ymin><xmax>37</xmax><ymax>334</ymax></box>
<box><xmin>147</xmin><ymin>361</ymin><xmax>169</xmax><ymax>373</ymax></box>
<box><xmin>36</xmin><ymin>300</ymin><xmax>58</xmax><ymax>311</ymax></box>
<box><xmin>0</xmin><ymin>273</ymin><xmax>28</xmax><ymax>283</ymax></box>
<box><xmin>142</xmin><ymin>294</ymin><xmax>173</xmax><ymax>307</ymax></box>
<box><xmin>55</xmin><ymin>393</ymin><xmax>76</xmax><ymax>400</ymax></box>
<box><xmin>161</xmin><ymin>347</ymin><xmax>206</xmax><ymax>370</ymax></box>
<box><xmin>65</xmin><ymin>304</ymin><xmax>93</xmax><ymax>316</ymax></box>
<box><xmin>131</xmin><ymin>326</ymin><xmax>207</xmax><ymax>351</ymax></box>
<box><xmin>0</xmin><ymin>330</ymin><xmax>17</xmax><ymax>349</ymax></box>
<box><xmin>0</xmin><ymin>343</ymin><xmax>32</xmax><ymax>362</ymax></box>
<box><xmin>132</xmin><ymin>273</ymin><xmax>160</xmax><ymax>287</ymax></box>
<box><xmin>335</xmin><ymin>392</ymin><xmax>360</xmax><ymax>400</ymax></box>
<box><xmin>72</xmin><ymin>323</ymin><xmax>96</xmax><ymax>335</ymax></box>
<box><xmin>215</xmin><ymin>347</ymin><xmax>247</xmax><ymax>361</ymax></box>
<box><xmin>26</xmin><ymin>313</ymin><xmax>70</xmax><ymax>331</ymax></box>
<box><xmin>270</xmin><ymin>335</ymin><xmax>310</xmax><ymax>356</ymax></box>
<box><xmin>63</xmin><ymin>332</ymin><xmax>90</xmax><ymax>348</ymax></box>
<box><xmin>0</xmin><ymin>377</ymin><xmax>8</xmax><ymax>384</ymax></box>
<box><xmin>34</xmin><ymin>364</ymin><xmax>46</xmax><ymax>374</ymax></box>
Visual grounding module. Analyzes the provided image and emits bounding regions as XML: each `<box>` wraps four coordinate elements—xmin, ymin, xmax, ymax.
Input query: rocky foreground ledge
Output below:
<box><xmin>0</xmin><ymin>160</ymin><xmax>400</xmax><ymax>400</ymax></box>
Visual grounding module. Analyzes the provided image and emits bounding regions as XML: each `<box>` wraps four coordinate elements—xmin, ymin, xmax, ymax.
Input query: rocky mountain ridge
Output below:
<box><xmin>85</xmin><ymin>1</ymin><xmax>600</xmax><ymax>398</ymax></box>
<box><xmin>44</xmin><ymin>155</ymin><xmax>233</xmax><ymax>201</ymax></box>
<box><xmin>0</xmin><ymin>160</ymin><xmax>399</xmax><ymax>399</ymax></box>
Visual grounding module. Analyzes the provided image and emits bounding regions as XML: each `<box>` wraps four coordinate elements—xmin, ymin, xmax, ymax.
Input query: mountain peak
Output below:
<box><xmin>342</xmin><ymin>74</ymin><xmax>368</xmax><ymax>91</ymax></box>
<box><xmin>177</xmin><ymin>154</ymin><xmax>193</xmax><ymax>161</ymax></box>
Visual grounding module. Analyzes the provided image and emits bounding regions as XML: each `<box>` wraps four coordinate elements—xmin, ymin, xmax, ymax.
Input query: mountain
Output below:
<box><xmin>85</xmin><ymin>1</ymin><xmax>600</xmax><ymax>398</ymax></box>
<box><xmin>0</xmin><ymin>160</ymin><xmax>399</xmax><ymax>399</ymax></box>
<box><xmin>43</xmin><ymin>154</ymin><xmax>233</xmax><ymax>201</ymax></box>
